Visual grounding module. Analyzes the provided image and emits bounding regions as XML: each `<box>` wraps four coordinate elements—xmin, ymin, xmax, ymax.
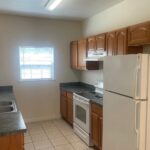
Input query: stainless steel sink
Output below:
<box><xmin>0</xmin><ymin>106</ymin><xmax>14</xmax><ymax>113</ymax></box>
<box><xmin>0</xmin><ymin>101</ymin><xmax>17</xmax><ymax>113</ymax></box>
<box><xmin>0</xmin><ymin>101</ymin><xmax>13</xmax><ymax>106</ymax></box>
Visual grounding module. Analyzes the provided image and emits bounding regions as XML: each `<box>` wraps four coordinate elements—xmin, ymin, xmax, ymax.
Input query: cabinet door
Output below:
<box><xmin>91</xmin><ymin>103</ymin><xmax>103</xmax><ymax>150</ymax></box>
<box><xmin>70</xmin><ymin>41</ymin><xmax>78</xmax><ymax>69</ymax></box>
<box><xmin>99</xmin><ymin>116</ymin><xmax>103</xmax><ymax>150</ymax></box>
<box><xmin>0</xmin><ymin>133</ymin><xmax>24</xmax><ymax>150</ymax></box>
<box><xmin>96</xmin><ymin>34</ymin><xmax>106</xmax><ymax>51</ymax></box>
<box><xmin>67</xmin><ymin>92</ymin><xmax>73</xmax><ymax>125</ymax></box>
<box><xmin>60</xmin><ymin>91</ymin><xmax>67</xmax><ymax>120</ymax></box>
<box><xmin>116</xmin><ymin>28</ymin><xmax>127</xmax><ymax>55</ymax></box>
<box><xmin>87</xmin><ymin>36</ymin><xmax>96</xmax><ymax>51</ymax></box>
<box><xmin>128</xmin><ymin>22</ymin><xmax>150</xmax><ymax>46</ymax></box>
<box><xmin>91</xmin><ymin>112</ymin><xmax>100</xmax><ymax>147</ymax></box>
<box><xmin>62</xmin><ymin>96</ymin><xmax>67</xmax><ymax>120</ymax></box>
<box><xmin>78</xmin><ymin>39</ymin><xmax>87</xmax><ymax>70</ymax></box>
<box><xmin>106</xmin><ymin>32</ymin><xmax>116</xmax><ymax>56</ymax></box>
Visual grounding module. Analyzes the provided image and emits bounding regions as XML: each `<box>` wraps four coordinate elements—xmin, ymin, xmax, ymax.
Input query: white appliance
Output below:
<box><xmin>85</xmin><ymin>49</ymin><xmax>106</xmax><ymax>61</ymax></box>
<box><xmin>73</xmin><ymin>84</ymin><xmax>103</xmax><ymax>146</ymax></box>
<box><xmin>73</xmin><ymin>93</ymin><xmax>91</xmax><ymax>146</ymax></box>
<box><xmin>103</xmin><ymin>54</ymin><xmax>150</xmax><ymax>150</ymax></box>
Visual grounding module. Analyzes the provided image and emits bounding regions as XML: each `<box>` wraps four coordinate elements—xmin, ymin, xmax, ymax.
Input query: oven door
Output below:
<box><xmin>73</xmin><ymin>97</ymin><xmax>90</xmax><ymax>133</ymax></box>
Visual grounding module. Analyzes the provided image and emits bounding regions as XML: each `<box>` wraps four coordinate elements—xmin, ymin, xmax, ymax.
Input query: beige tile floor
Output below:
<box><xmin>24</xmin><ymin>119</ymin><xmax>95</xmax><ymax>150</ymax></box>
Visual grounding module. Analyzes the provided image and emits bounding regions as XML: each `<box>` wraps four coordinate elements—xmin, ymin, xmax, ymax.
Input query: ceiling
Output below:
<box><xmin>0</xmin><ymin>0</ymin><xmax>124</xmax><ymax>20</ymax></box>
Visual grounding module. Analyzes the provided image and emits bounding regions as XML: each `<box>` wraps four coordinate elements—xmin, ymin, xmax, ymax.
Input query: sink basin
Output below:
<box><xmin>0</xmin><ymin>106</ymin><xmax>14</xmax><ymax>113</ymax></box>
<box><xmin>0</xmin><ymin>101</ymin><xmax>13</xmax><ymax>106</ymax></box>
<box><xmin>0</xmin><ymin>101</ymin><xmax>17</xmax><ymax>113</ymax></box>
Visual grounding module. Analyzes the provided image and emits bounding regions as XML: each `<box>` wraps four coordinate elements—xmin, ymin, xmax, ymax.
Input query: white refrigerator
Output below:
<box><xmin>103</xmin><ymin>54</ymin><xmax>150</xmax><ymax>150</ymax></box>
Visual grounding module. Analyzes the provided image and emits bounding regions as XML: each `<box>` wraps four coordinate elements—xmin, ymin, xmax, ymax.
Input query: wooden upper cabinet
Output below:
<box><xmin>70</xmin><ymin>41</ymin><xmax>78</xmax><ymax>69</ymax></box>
<box><xmin>96</xmin><ymin>34</ymin><xmax>106</xmax><ymax>51</ymax></box>
<box><xmin>116</xmin><ymin>28</ymin><xmax>127</xmax><ymax>55</ymax></box>
<box><xmin>78</xmin><ymin>39</ymin><xmax>87</xmax><ymax>70</ymax></box>
<box><xmin>87</xmin><ymin>36</ymin><xmax>96</xmax><ymax>51</ymax></box>
<box><xmin>128</xmin><ymin>21</ymin><xmax>150</xmax><ymax>46</ymax></box>
<box><xmin>106</xmin><ymin>32</ymin><xmax>116</xmax><ymax>56</ymax></box>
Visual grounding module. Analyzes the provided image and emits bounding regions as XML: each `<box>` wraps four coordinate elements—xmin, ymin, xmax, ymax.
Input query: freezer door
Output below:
<box><xmin>104</xmin><ymin>54</ymin><xmax>148</xmax><ymax>99</ymax></box>
<box><xmin>103</xmin><ymin>91</ymin><xmax>147</xmax><ymax>150</ymax></box>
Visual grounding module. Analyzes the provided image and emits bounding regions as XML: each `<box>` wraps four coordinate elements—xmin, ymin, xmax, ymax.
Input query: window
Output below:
<box><xmin>19</xmin><ymin>47</ymin><xmax>54</xmax><ymax>80</ymax></box>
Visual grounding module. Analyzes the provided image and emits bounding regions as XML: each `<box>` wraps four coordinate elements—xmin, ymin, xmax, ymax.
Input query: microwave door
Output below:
<box><xmin>104</xmin><ymin>54</ymin><xmax>148</xmax><ymax>99</ymax></box>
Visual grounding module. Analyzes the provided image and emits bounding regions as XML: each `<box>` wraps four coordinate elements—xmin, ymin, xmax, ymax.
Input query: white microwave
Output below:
<box><xmin>85</xmin><ymin>49</ymin><xmax>106</xmax><ymax>61</ymax></box>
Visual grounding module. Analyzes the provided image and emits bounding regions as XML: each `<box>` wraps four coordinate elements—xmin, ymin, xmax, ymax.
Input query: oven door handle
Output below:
<box><xmin>74</xmin><ymin>98</ymin><xmax>89</xmax><ymax>105</ymax></box>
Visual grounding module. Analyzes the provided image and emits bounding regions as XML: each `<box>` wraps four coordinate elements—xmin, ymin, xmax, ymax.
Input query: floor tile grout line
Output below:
<box><xmin>54</xmin><ymin>122</ymin><xmax>76</xmax><ymax>150</ymax></box>
<box><xmin>41</xmin><ymin>121</ymin><xmax>56</xmax><ymax>149</ymax></box>
<box><xmin>24</xmin><ymin>119</ymin><xmax>93</xmax><ymax>150</ymax></box>
<box><xmin>49</xmin><ymin>120</ymin><xmax>76</xmax><ymax>149</ymax></box>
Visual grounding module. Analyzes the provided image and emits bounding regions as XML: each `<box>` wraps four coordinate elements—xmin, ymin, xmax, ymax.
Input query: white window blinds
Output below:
<box><xmin>19</xmin><ymin>47</ymin><xmax>54</xmax><ymax>80</ymax></box>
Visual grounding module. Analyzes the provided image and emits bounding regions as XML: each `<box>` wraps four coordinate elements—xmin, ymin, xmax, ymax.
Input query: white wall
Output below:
<box><xmin>83</xmin><ymin>0</ymin><xmax>150</xmax><ymax>36</ymax></box>
<box><xmin>0</xmin><ymin>14</ymin><xmax>82</xmax><ymax>122</ymax></box>
<box><xmin>80</xmin><ymin>0</ymin><xmax>150</xmax><ymax>85</ymax></box>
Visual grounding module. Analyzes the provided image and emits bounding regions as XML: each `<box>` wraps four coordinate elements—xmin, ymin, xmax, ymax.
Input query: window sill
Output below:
<box><xmin>19</xmin><ymin>78</ymin><xmax>55</xmax><ymax>82</ymax></box>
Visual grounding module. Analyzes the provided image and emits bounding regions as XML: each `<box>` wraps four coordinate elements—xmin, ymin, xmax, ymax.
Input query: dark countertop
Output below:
<box><xmin>60</xmin><ymin>82</ymin><xmax>103</xmax><ymax>105</ymax></box>
<box><xmin>0</xmin><ymin>86</ymin><xmax>27</xmax><ymax>136</ymax></box>
<box><xmin>60</xmin><ymin>82</ymin><xmax>95</xmax><ymax>93</ymax></box>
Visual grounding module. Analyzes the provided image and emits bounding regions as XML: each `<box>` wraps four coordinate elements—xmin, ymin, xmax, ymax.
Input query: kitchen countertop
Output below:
<box><xmin>60</xmin><ymin>82</ymin><xmax>103</xmax><ymax>105</ymax></box>
<box><xmin>0</xmin><ymin>86</ymin><xmax>27</xmax><ymax>136</ymax></box>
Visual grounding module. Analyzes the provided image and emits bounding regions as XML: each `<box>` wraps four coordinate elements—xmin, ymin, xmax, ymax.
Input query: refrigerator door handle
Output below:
<box><xmin>135</xmin><ymin>101</ymin><xmax>140</xmax><ymax>149</ymax></box>
<box><xmin>134</xmin><ymin>54</ymin><xmax>148</xmax><ymax>99</ymax></box>
<box><xmin>134</xmin><ymin>65</ymin><xmax>140</xmax><ymax>99</ymax></box>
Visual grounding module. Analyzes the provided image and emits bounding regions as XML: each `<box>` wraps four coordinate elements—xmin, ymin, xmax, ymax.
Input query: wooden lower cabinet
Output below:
<box><xmin>0</xmin><ymin>132</ymin><xmax>24</xmax><ymax>150</ymax></box>
<box><xmin>60</xmin><ymin>90</ymin><xmax>73</xmax><ymax>126</ymax></box>
<box><xmin>91</xmin><ymin>103</ymin><xmax>103</xmax><ymax>150</ymax></box>
<box><xmin>60</xmin><ymin>91</ymin><xmax>67</xmax><ymax>120</ymax></box>
<box><xmin>67</xmin><ymin>92</ymin><xmax>73</xmax><ymax>125</ymax></box>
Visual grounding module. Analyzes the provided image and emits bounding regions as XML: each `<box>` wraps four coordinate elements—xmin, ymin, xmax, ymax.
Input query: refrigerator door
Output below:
<box><xmin>103</xmin><ymin>91</ymin><xmax>147</xmax><ymax>150</ymax></box>
<box><xmin>104</xmin><ymin>54</ymin><xmax>148</xmax><ymax>99</ymax></box>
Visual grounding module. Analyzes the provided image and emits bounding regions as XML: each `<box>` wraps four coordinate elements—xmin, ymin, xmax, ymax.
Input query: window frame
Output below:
<box><xmin>19</xmin><ymin>46</ymin><xmax>55</xmax><ymax>81</ymax></box>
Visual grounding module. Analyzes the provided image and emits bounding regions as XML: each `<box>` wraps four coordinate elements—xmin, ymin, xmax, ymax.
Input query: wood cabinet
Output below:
<box><xmin>128</xmin><ymin>21</ymin><xmax>150</xmax><ymax>46</ymax></box>
<box><xmin>87</xmin><ymin>34</ymin><xmax>106</xmax><ymax>53</ymax></box>
<box><xmin>96</xmin><ymin>34</ymin><xmax>106</xmax><ymax>51</ymax></box>
<box><xmin>70</xmin><ymin>41</ymin><xmax>78</xmax><ymax>69</ymax></box>
<box><xmin>106</xmin><ymin>28</ymin><xmax>141</xmax><ymax>55</ymax></box>
<box><xmin>60</xmin><ymin>90</ymin><xmax>73</xmax><ymax>126</ymax></box>
<box><xmin>87</xmin><ymin>36</ymin><xmax>96</xmax><ymax>51</ymax></box>
<box><xmin>70</xmin><ymin>21</ymin><xmax>150</xmax><ymax>67</ymax></box>
<box><xmin>0</xmin><ymin>132</ymin><xmax>24</xmax><ymax>150</ymax></box>
<box><xmin>67</xmin><ymin>92</ymin><xmax>73</xmax><ymax>125</ymax></box>
<box><xmin>60</xmin><ymin>91</ymin><xmax>67</xmax><ymax>120</ymax></box>
<box><xmin>106</xmin><ymin>32</ymin><xmax>116</xmax><ymax>56</ymax></box>
<box><xmin>77</xmin><ymin>39</ymin><xmax>87</xmax><ymax>70</ymax></box>
<box><xmin>116</xmin><ymin>28</ymin><xmax>127</xmax><ymax>55</ymax></box>
<box><xmin>70</xmin><ymin>39</ymin><xmax>86</xmax><ymax>70</ymax></box>
<box><xmin>91</xmin><ymin>103</ymin><xmax>103</xmax><ymax>150</ymax></box>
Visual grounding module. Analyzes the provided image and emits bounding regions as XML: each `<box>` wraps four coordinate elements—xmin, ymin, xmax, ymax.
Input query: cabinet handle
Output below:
<box><xmin>135</xmin><ymin>101</ymin><xmax>140</xmax><ymax>149</ymax></box>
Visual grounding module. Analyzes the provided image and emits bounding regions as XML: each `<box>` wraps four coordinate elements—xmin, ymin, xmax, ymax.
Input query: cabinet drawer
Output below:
<box><xmin>91</xmin><ymin>103</ymin><xmax>103</xmax><ymax>117</ymax></box>
<box><xmin>67</xmin><ymin>92</ymin><xmax>73</xmax><ymax>99</ymax></box>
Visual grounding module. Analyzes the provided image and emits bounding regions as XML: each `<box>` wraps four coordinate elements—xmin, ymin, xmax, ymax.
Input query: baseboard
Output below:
<box><xmin>24</xmin><ymin>115</ymin><xmax>61</xmax><ymax>123</ymax></box>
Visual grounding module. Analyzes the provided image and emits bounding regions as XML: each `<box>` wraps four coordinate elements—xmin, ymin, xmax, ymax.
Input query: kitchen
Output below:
<box><xmin>0</xmin><ymin>0</ymin><xmax>149</xmax><ymax>150</ymax></box>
